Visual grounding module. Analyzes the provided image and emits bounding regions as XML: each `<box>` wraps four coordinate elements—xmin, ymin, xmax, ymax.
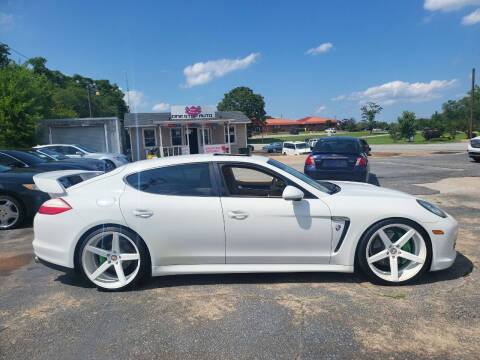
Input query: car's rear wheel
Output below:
<box><xmin>0</xmin><ymin>195</ymin><xmax>24</xmax><ymax>230</ymax></box>
<box><xmin>78</xmin><ymin>227</ymin><xmax>150</xmax><ymax>290</ymax></box>
<box><xmin>357</xmin><ymin>219</ymin><xmax>431</xmax><ymax>285</ymax></box>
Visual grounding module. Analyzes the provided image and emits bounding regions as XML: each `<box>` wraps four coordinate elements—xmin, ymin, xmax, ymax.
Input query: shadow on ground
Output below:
<box><xmin>53</xmin><ymin>251</ymin><xmax>473</xmax><ymax>291</ymax></box>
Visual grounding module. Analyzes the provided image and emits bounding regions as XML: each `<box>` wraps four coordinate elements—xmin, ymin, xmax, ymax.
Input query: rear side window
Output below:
<box><xmin>125</xmin><ymin>163</ymin><xmax>214</xmax><ymax>196</ymax></box>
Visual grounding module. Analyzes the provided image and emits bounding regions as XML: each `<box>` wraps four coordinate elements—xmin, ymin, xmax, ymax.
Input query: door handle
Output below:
<box><xmin>228</xmin><ymin>211</ymin><xmax>249</xmax><ymax>220</ymax></box>
<box><xmin>133</xmin><ymin>209</ymin><xmax>153</xmax><ymax>218</ymax></box>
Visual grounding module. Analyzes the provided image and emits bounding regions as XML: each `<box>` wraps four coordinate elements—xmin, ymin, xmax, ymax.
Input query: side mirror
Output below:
<box><xmin>282</xmin><ymin>185</ymin><xmax>304</xmax><ymax>201</ymax></box>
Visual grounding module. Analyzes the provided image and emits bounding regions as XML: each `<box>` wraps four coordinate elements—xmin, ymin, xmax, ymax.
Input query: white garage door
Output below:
<box><xmin>50</xmin><ymin>126</ymin><xmax>107</xmax><ymax>152</ymax></box>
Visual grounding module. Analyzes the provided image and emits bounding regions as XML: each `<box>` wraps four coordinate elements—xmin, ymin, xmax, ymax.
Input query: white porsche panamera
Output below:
<box><xmin>32</xmin><ymin>154</ymin><xmax>457</xmax><ymax>290</ymax></box>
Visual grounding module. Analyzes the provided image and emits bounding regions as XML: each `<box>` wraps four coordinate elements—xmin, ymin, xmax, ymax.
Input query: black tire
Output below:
<box><xmin>0</xmin><ymin>195</ymin><xmax>25</xmax><ymax>230</ymax></box>
<box><xmin>356</xmin><ymin>218</ymin><xmax>432</xmax><ymax>286</ymax></box>
<box><xmin>77</xmin><ymin>226</ymin><xmax>151</xmax><ymax>291</ymax></box>
<box><xmin>104</xmin><ymin>160</ymin><xmax>116</xmax><ymax>172</ymax></box>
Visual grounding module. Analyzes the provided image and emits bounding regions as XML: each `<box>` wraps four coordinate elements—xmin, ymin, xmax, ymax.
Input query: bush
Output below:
<box><xmin>422</xmin><ymin>129</ymin><xmax>443</xmax><ymax>141</ymax></box>
<box><xmin>388</xmin><ymin>123</ymin><xmax>401</xmax><ymax>142</ymax></box>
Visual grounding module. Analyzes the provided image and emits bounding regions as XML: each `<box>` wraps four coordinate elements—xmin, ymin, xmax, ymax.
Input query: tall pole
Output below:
<box><xmin>124</xmin><ymin>71</ymin><xmax>130</xmax><ymax>113</ymax></box>
<box><xmin>470</xmin><ymin>68</ymin><xmax>475</xmax><ymax>139</ymax></box>
<box><xmin>86</xmin><ymin>85</ymin><xmax>92</xmax><ymax>118</ymax></box>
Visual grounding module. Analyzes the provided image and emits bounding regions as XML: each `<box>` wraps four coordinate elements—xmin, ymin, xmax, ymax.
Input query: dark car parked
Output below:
<box><xmin>304</xmin><ymin>137</ymin><xmax>370</xmax><ymax>182</ymax></box>
<box><xmin>0</xmin><ymin>164</ymin><xmax>50</xmax><ymax>230</ymax></box>
<box><xmin>28</xmin><ymin>148</ymin><xmax>109</xmax><ymax>171</ymax></box>
<box><xmin>262</xmin><ymin>142</ymin><xmax>283</xmax><ymax>153</ymax></box>
<box><xmin>0</xmin><ymin>150</ymin><xmax>102</xmax><ymax>171</ymax></box>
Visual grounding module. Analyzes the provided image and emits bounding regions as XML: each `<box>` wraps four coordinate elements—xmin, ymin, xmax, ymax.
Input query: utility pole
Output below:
<box><xmin>86</xmin><ymin>85</ymin><xmax>93</xmax><ymax>118</ymax></box>
<box><xmin>470</xmin><ymin>68</ymin><xmax>475</xmax><ymax>139</ymax></box>
<box><xmin>124</xmin><ymin>70</ymin><xmax>130</xmax><ymax>113</ymax></box>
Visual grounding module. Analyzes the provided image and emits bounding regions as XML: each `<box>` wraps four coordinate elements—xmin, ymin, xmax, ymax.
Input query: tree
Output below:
<box><xmin>0</xmin><ymin>63</ymin><xmax>52</xmax><ymax>147</ymax></box>
<box><xmin>338</xmin><ymin>117</ymin><xmax>356</xmax><ymax>131</ymax></box>
<box><xmin>217</xmin><ymin>87</ymin><xmax>266</xmax><ymax>131</ymax></box>
<box><xmin>360</xmin><ymin>102</ymin><xmax>383</xmax><ymax>134</ymax></box>
<box><xmin>0</xmin><ymin>43</ymin><xmax>11</xmax><ymax>67</ymax></box>
<box><xmin>442</xmin><ymin>100</ymin><xmax>466</xmax><ymax>139</ymax></box>
<box><xmin>388</xmin><ymin>123</ymin><xmax>401</xmax><ymax>142</ymax></box>
<box><xmin>398</xmin><ymin>111</ymin><xmax>416</xmax><ymax>141</ymax></box>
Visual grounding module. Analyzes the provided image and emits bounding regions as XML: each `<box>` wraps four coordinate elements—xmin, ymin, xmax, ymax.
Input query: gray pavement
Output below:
<box><xmin>0</xmin><ymin>153</ymin><xmax>479</xmax><ymax>359</ymax></box>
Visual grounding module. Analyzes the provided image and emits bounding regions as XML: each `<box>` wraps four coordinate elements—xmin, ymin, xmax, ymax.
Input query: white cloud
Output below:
<box><xmin>306</xmin><ymin>42</ymin><xmax>333</xmax><ymax>55</ymax></box>
<box><xmin>331</xmin><ymin>94</ymin><xmax>346</xmax><ymax>101</ymax></box>
<box><xmin>123</xmin><ymin>90</ymin><xmax>146</xmax><ymax>110</ymax></box>
<box><xmin>315</xmin><ymin>105</ymin><xmax>326</xmax><ymax>113</ymax></box>
<box><xmin>183</xmin><ymin>53</ymin><xmax>259</xmax><ymax>87</ymax></box>
<box><xmin>424</xmin><ymin>0</ymin><xmax>480</xmax><ymax>11</ymax></box>
<box><xmin>462</xmin><ymin>8</ymin><xmax>480</xmax><ymax>23</ymax></box>
<box><xmin>350</xmin><ymin>79</ymin><xmax>458</xmax><ymax>105</ymax></box>
<box><xmin>152</xmin><ymin>103</ymin><xmax>170</xmax><ymax>112</ymax></box>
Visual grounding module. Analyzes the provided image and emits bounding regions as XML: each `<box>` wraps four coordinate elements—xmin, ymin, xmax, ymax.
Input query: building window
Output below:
<box><xmin>143</xmin><ymin>129</ymin><xmax>156</xmax><ymax>147</ymax></box>
<box><xmin>171</xmin><ymin>128</ymin><xmax>182</xmax><ymax>146</ymax></box>
<box><xmin>199</xmin><ymin>128</ymin><xmax>212</xmax><ymax>146</ymax></box>
<box><xmin>224</xmin><ymin>125</ymin><xmax>236</xmax><ymax>144</ymax></box>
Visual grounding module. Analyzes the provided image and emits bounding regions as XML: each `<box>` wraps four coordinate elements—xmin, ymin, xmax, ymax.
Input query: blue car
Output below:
<box><xmin>304</xmin><ymin>137</ymin><xmax>370</xmax><ymax>182</ymax></box>
<box><xmin>262</xmin><ymin>142</ymin><xmax>283</xmax><ymax>153</ymax></box>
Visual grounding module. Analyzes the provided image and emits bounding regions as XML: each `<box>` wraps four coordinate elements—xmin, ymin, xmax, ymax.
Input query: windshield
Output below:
<box><xmin>75</xmin><ymin>144</ymin><xmax>97</xmax><ymax>153</ymax></box>
<box><xmin>37</xmin><ymin>149</ymin><xmax>68</xmax><ymax>160</ymax></box>
<box><xmin>267</xmin><ymin>158</ymin><xmax>337</xmax><ymax>195</ymax></box>
<box><xmin>313</xmin><ymin>139</ymin><xmax>360</xmax><ymax>154</ymax></box>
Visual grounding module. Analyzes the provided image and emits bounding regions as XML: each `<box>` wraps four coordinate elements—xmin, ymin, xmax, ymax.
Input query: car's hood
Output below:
<box><xmin>329</xmin><ymin>181</ymin><xmax>413</xmax><ymax>199</ymax></box>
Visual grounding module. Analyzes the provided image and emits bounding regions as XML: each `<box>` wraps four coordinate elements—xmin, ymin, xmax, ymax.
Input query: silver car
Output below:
<box><xmin>34</xmin><ymin>144</ymin><xmax>128</xmax><ymax>169</ymax></box>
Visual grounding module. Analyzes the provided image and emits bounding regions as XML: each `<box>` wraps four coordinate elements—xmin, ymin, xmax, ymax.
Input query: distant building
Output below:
<box><xmin>125</xmin><ymin>105</ymin><xmax>250</xmax><ymax>161</ymax></box>
<box><xmin>264</xmin><ymin>116</ymin><xmax>338</xmax><ymax>133</ymax></box>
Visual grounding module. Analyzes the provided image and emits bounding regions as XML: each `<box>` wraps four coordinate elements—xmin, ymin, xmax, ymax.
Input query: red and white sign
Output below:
<box><xmin>204</xmin><ymin>144</ymin><xmax>228</xmax><ymax>154</ymax></box>
<box><xmin>171</xmin><ymin>105</ymin><xmax>216</xmax><ymax>120</ymax></box>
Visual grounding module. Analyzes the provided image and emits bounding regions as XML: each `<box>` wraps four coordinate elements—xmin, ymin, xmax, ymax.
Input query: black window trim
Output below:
<box><xmin>123</xmin><ymin>161</ymin><xmax>220</xmax><ymax>197</ymax></box>
<box><xmin>213</xmin><ymin>162</ymin><xmax>317</xmax><ymax>199</ymax></box>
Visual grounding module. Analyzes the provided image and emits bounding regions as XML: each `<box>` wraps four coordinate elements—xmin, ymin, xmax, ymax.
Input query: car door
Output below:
<box><xmin>119</xmin><ymin>162</ymin><xmax>226</xmax><ymax>266</ymax></box>
<box><xmin>217</xmin><ymin>163</ymin><xmax>332</xmax><ymax>264</ymax></box>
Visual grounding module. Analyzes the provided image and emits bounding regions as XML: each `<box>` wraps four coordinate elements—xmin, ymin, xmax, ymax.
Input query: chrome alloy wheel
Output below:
<box><xmin>0</xmin><ymin>197</ymin><xmax>20</xmax><ymax>229</ymax></box>
<box><xmin>81</xmin><ymin>231</ymin><xmax>140</xmax><ymax>289</ymax></box>
<box><xmin>366</xmin><ymin>224</ymin><xmax>427</xmax><ymax>283</ymax></box>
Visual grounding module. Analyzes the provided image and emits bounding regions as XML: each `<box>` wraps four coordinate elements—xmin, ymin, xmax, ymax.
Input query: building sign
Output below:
<box><xmin>171</xmin><ymin>105</ymin><xmax>216</xmax><ymax>120</ymax></box>
<box><xmin>204</xmin><ymin>144</ymin><xmax>228</xmax><ymax>154</ymax></box>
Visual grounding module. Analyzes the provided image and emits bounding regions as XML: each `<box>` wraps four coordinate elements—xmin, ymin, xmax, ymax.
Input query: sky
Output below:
<box><xmin>0</xmin><ymin>0</ymin><xmax>479</xmax><ymax>122</ymax></box>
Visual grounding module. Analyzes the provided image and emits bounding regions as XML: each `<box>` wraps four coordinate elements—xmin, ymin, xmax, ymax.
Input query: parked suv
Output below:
<box><xmin>34</xmin><ymin>144</ymin><xmax>128</xmax><ymax>168</ymax></box>
<box><xmin>468</xmin><ymin>136</ymin><xmax>480</xmax><ymax>162</ymax></box>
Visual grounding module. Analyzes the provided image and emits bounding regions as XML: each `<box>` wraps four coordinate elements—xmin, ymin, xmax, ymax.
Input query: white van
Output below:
<box><xmin>282</xmin><ymin>141</ymin><xmax>311</xmax><ymax>155</ymax></box>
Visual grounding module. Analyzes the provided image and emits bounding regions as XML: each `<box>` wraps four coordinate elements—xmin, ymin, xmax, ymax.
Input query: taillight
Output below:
<box><xmin>38</xmin><ymin>198</ymin><xmax>72</xmax><ymax>215</ymax></box>
<box><xmin>305</xmin><ymin>156</ymin><xmax>314</xmax><ymax>166</ymax></box>
<box><xmin>355</xmin><ymin>157</ymin><xmax>367</xmax><ymax>166</ymax></box>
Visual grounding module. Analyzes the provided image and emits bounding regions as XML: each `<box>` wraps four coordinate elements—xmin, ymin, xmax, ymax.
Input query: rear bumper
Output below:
<box><xmin>304</xmin><ymin>166</ymin><xmax>368</xmax><ymax>182</ymax></box>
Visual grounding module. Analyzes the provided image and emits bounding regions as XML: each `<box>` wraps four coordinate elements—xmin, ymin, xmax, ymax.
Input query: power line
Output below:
<box><xmin>0</xmin><ymin>42</ymin><xmax>29</xmax><ymax>60</ymax></box>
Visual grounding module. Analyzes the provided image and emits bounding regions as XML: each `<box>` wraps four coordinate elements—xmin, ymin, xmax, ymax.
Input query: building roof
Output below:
<box><xmin>297</xmin><ymin>116</ymin><xmax>339</xmax><ymax>124</ymax></box>
<box><xmin>124</xmin><ymin>111</ymin><xmax>251</xmax><ymax>127</ymax></box>
<box><xmin>265</xmin><ymin>118</ymin><xmax>298</xmax><ymax>126</ymax></box>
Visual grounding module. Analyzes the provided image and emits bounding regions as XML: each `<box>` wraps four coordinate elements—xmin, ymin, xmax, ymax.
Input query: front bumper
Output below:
<box><xmin>467</xmin><ymin>144</ymin><xmax>480</xmax><ymax>158</ymax></box>
<box><xmin>424</xmin><ymin>214</ymin><xmax>458</xmax><ymax>271</ymax></box>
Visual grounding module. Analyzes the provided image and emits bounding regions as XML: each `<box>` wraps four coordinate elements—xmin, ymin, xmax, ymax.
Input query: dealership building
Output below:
<box><xmin>125</xmin><ymin>105</ymin><xmax>251</xmax><ymax>161</ymax></box>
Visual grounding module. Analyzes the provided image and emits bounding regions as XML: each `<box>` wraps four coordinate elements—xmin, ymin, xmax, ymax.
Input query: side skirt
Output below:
<box><xmin>152</xmin><ymin>264</ymin><xmax>354</xmax><ymax>277</ymax></box>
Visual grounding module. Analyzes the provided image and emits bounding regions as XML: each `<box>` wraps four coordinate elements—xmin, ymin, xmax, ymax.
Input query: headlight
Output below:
<box><xmin>417</xmin><ymin>199</ymin><xmax>447</xmax><ymax>218</ymax></box>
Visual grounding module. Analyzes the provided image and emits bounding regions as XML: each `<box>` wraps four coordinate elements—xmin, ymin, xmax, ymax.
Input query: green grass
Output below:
<box><xmin>248</xmin><ymin>131</ymin><xmax>379</xmax><ymax>144</ymax></box>
<box><xmin>249</xmin><ymin>131</ymin><xmax>467</xmax><ymax>145</ymax></box>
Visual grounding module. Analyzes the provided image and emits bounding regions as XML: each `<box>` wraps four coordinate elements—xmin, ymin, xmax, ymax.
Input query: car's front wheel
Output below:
<box><xmin>78</xmin><ymin>226</ymin><xmax>150</xmax><ymax>290</ymax></box>
<box><xmin>357</xmin><ymin>219</ymin><xmax>432</xmax><ymax>285</ymax></box>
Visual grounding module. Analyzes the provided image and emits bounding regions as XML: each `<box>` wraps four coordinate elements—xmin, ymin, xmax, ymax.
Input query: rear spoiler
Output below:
<box><xmin>33</xmin><ymin>170</ymin><xmax>103</xmax><ymax>196</ymax></box>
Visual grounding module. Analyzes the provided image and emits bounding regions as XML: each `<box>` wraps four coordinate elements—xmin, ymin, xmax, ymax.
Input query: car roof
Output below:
<box><xmin>284</xmin><ymin>141</ymin><xmax>307</xmax><ymax>144</ymax></box>
<box><xmin>316</xmin><ymin>136</ymin><xmax>360</xmax><ymax>142</ymax></box>
<box><xmin>123</xmin><ymin>154</ymin><xmax>270</xmax><ymax>173</ymax></box>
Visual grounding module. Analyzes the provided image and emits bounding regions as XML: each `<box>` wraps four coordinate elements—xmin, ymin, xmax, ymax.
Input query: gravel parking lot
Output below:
<box><xmin>1</xmin><ymin>151</ymin><xmax>479</xmax><ymax>360</ymax></box>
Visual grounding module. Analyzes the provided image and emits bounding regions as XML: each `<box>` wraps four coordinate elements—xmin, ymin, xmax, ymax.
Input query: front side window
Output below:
<box><xmin>221</xmin><ymin>165</ymin><xmax>287</xmax><ymax>198</ymax></box>
<box><xmin>171</xmin><ymin>128</ymin><xmax>182</xmax><ymax>146</ymax></box>
<box><xmin>59</xmin><ymin>146</ymin><xmax>81</xmax><ymax>155</ymax></box>
<box><xmin>126</xmin><ymin>163</ymin><xmax>214</xmax><ymax>196</ymax></box>
<box><xmin>143</xmin><ymin>129</ymin><xmax>156</xmax><ymax>147</ymax></box>
<box><xmin>224</xmin><ymin>125</ymin><xmax>236</xmax><ymax>144</ymax></box>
